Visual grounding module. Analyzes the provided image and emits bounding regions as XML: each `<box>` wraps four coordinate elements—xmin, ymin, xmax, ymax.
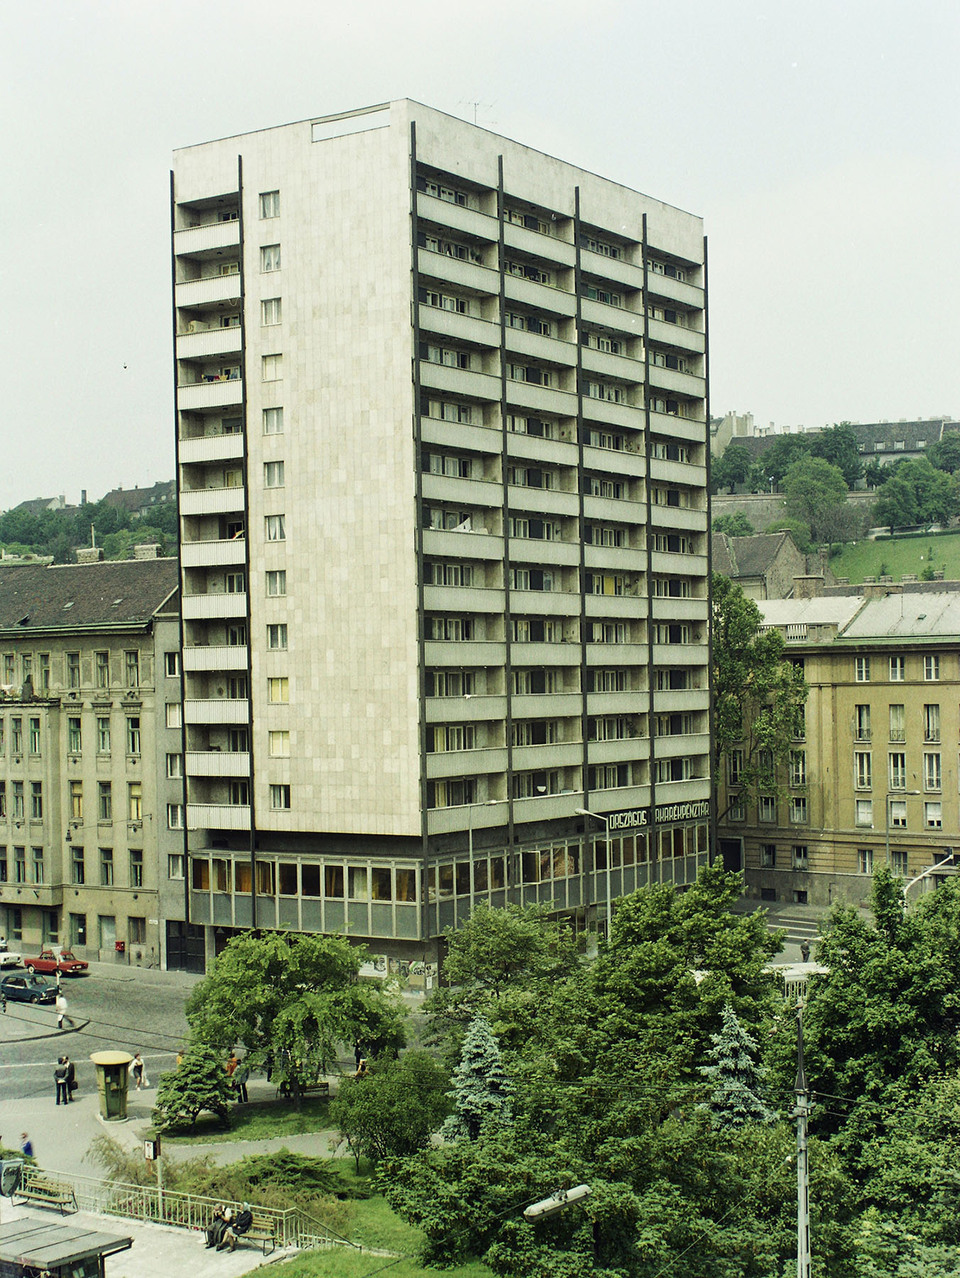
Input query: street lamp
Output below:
<box><xmin>884</xmin><ymin>790</ymin><xmax>922</xmax><ymax>869</ymax></box>
<box><xmin>576</xmin><ymin>808</ymin><xmax>612</xmax><ymax>937</ymax></box>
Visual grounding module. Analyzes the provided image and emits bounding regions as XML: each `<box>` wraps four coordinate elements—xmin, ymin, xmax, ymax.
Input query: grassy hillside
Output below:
<box><xmin>830</xmin><ymin>532</ymin><xmax>960</xmax><ymax>584</ymax></box>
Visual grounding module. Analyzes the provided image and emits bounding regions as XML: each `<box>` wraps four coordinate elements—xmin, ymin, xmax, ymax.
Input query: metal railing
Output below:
<box><xmin>60</xmin><ymin>1170</ymin><xmax>359</xmax><ymax>1252</ymax></box>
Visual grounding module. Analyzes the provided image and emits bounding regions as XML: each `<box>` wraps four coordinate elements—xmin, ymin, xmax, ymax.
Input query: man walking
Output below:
<box><xmin>54</xmin><ymin>1058</ymin><xmax>69</xmax><ymax>1105</ymax></box>
<box><xmin>56</xmin><ymin>993</ymin><xmax>75</xmax><ymax>1031</ymax></box>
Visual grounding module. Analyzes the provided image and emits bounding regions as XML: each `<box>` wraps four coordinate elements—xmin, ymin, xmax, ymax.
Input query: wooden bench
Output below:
<box><xmin>276</xmin><ymin>1079</ymin><xmax>329</xmax><ymax>1101</ymax></box>
<box><xmin>15</xmin><ymin>1174</ymin><xmax>78</xmax><ymax>1215</ymax></box>
<box><xmin>241</xmin><ymin>1215</ymin><xmax>277</xmax><ymax>1255</ymax></box>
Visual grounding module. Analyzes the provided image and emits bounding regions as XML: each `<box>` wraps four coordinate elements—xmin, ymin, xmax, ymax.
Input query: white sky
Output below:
<box><xmin>1</xmin><ymin>0</ymin><xmax>957</xmax><ymax>511</ymax></box>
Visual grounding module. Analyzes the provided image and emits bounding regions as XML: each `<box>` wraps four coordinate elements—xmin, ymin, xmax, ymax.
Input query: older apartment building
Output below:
<box><xmin>719</xmin><ymin>591</ymin><xmax>960</xmax><ymax>908</ymax></box>
<box><xmin>0</xmin><ymin>558</ymin><xmax>185</xmax><ymax>964</ymax></box>
<box><xmin>171</xmin><ymin>100</ymin><xmax>711</xmax><ymax>972</ymax></box>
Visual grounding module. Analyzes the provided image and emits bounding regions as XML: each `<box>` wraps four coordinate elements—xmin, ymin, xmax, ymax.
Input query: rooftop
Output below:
<box><xmin>0</xmin><ymin>559</ymin><xmax>178</xmax><ymax>635</ymax></box>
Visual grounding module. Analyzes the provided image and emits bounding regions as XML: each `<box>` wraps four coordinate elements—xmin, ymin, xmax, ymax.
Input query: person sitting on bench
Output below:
<box><xmin>218</xmin><ymin>1204</ymin><xmax>254</xmax><ymax>1251</ymax></box>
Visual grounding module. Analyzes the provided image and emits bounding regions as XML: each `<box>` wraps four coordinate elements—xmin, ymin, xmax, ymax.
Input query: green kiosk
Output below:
<box><xmin>89</xmin><ymin>1051</ymin><xmax>133</xmax><ymax>1122</ymax></box>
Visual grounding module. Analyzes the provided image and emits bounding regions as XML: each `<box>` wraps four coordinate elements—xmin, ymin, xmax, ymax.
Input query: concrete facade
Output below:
<box><xmin>172</xmin><ymin>101</ymin><xmax>712</xmax><ymax>972</ymax></box>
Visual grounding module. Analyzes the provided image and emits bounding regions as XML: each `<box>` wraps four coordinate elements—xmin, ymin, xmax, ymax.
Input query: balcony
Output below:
<box><xmin>644</xmin><ymin>272</ymin><xmax>703</xmax><ymax>309</ymax></box>
<box><xmin>506</xmin><ymin>432</ymin><xmax>578</xmax><ymax>467</ymax></box>
<box><xmin>418</xmin><ymin>308</ymin><xmax>499</xmax><ymax>347</ymax></box>
<box><xmin>580</xmin><ymin>250</ymin><xmax>642</xmax><ymax>291</ymax></box>
<box><xmin>426</xmin><ymin>747</ymin><xmax>509</xmax><ymax>779</ymax></box>
<box><xmin>512</xmin><ymin>692</ymin><xmax>582</xmax><ymax>718</ymax></box>
<box><xmin>425</xmin><ymin>694</ymin><xmax>508</xmax><ymax>724</ymax></box>
<box><xmin>417</xmin><ymin>251</ymin><xmax>497</xmax><ymax>295</ymax></box>
<box><xmin>419</xmin><ymin>362</ymin><xmax>500</xmax><ymax>401</ymax></box>
<box><xmin>512</xmin><ymin>741</ymin><xmax>582</xmax><ymax>770</ymax></box>
<box><xmin>175</xmin><ymin>275</ymin><xmax>242</xmax><ymax>309</ymax></box>
<box><xmin>416</xmin><ymin>194</ymin><xmax>496</xmax><ymax>240</ymax></box>
<box><xmin>184</xmin><ymin>698</ymin><xmax>250</xmax><ymax>725</ymax></box>
<box><xmin>647</xmin><ymin>316</ymin><xmax>705</xmax><ymax>353</ymax></box>
<box><xmin>504</xmin><ymin>379</ymin><xmax>576</xmax><ymax>418</ymax></box>
<box><xmin>579</xmin><ymin>298</ymin><xmax>643</xmax><ymax>335</ymax></box>
<box><xmin>506</xmin><ymin>486</ymin><xmax>579</xmax><ymax>519</ymax></box>
<box><xmin>504</xmin><ymin>275</ymin><xmax>577</xmax><ymax>317</ymax></box>
<box><xmin>175</xmin><ymin>220</ymin><xmax>240</xmax><ymax>256</ymax></box>
<box><xmin>178</xmin><ymin>377</ymin><xmax>243</xmax><ymax>412</ymax></box>
<box><xmin>581</xmin><ymin>345</ymin><xmax>644</xmax><ymax>382</ymax></box>
<box><xmin>423</xmin><ymin>585</ymin><xmax>506</xmax><ymax>614</ymax></box>
<box><xmin>187</xmin><ymin>803</ymin><xmax>251</xmax><ymax>831</ymax></box>
<box><xmin>182</xmin><ymin>593</ymin><xmax>248</xmax><ymax>620</ymax></box>
<box><xmin>647</xmin><ymin>365</ymin><xmax>705</xmax><ymax>398</ymax></box>
<box><xmin>180</xmin><ymin>539</ymin><xmax>247</xmax><ymax>569</ymax></box>
<box><xmin>182</xmin><ymin>644</ymin><xmax>249</xmax><ymax>672</ymax></box>
<box><xmin>180</xmin><ymin>487</ymin><xmax>246</xmax><ymax>517</ymax></box>
<box><xmin>588</xmin><ymin>737</ymin><xmax>647</xmax><ymax>766</ymax></box>
<box><xmin>186</xmin><ymin>751</ymin><xmax>251</xmax><ymax>777</ymax></box>
<box><xmin>177</xmin><ymin>325</ymin><xmax>242</xmax><ymax>360</ymax></box>
<box><xmin>503</xmin><ymin>222</ymin><xmax>576</xmax><ymax>267</ymax></box>
<box><xmin>179</xmin><ymin>434</ymin><xmax>245</xmax><ymax>466</ymax></box>
<box><xmin>504</xmin><ymin>328</ymin><xmax>578</xmax><ymax>367</ymax></box>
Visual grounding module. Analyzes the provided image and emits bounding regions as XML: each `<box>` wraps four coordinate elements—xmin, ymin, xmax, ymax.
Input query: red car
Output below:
<box><xmin>25</xmin><ymin>948</ymin><xmax>89</xmax><ymax>976</ymax></box>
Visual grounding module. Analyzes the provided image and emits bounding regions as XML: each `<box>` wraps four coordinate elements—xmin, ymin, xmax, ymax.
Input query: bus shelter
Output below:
<box><xmin>0</xmin><ymin>1219</ymin><xmax>132</xmax><ymax>1277</ymax></box>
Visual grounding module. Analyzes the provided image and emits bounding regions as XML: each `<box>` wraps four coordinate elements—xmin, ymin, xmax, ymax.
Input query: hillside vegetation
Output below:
<box><xmin>829</xmin><ymin>531</ymin><xmax>960</xmax><ymax>584</ymax></box>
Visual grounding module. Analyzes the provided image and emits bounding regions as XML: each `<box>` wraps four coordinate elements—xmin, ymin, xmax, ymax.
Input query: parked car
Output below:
<box><xmin>25</xmin><ymin>948</ymin><xmax>89</xmax><ymax>976</ymax></box>
<box><xmin>0</xmin><ymin>947</ymin><xmax>22</xmax><ymax>969</ymax></box>
<box><xmin>1</xmin><ymin>973</ymin><xmax>58</xmax><ymax>1004</ymax></box>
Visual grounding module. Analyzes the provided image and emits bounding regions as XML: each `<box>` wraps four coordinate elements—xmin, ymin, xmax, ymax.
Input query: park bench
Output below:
<box><xmin>276</xmin><ymin>1079</ymin><xmax>329</xmax><ymax>1101</ymax></box>
<box><xmin>15</xmin><ymin>1172</ymin><xmax>78</xmax><ymax>1215</ymax></box>
<box><xmin>240</xmin><ymin>1214</ymin><xmax>277</xmax><ymax>1255</ymax></box>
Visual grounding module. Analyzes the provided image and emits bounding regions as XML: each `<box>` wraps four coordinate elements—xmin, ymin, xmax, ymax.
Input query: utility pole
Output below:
<box><xmin>795</xmin><ymin>999</ymin><xmax>811</xmax><ymax>1278</ymax></box>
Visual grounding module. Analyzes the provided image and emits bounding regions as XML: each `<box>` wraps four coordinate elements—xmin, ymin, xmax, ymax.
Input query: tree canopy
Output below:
<box><xmin>711</xmin><ymin>511</ymin><xmax>755</xmax><ymax>537</ymax></box>
<box><xmin>872</xmin><ymin>457</ymin><xmax>959</xmax><ymax>529</ymax></box>
<box><xmin>782</xmin><ymin>455</ymin><xmax>850</xmax><ymax>544</ymax></box>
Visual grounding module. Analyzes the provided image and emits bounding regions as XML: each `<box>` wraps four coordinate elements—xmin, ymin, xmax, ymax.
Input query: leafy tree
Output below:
<box><xmin>700</xmin><ymin>1002</ymin><xmax>775</xmax><ymax>1127</ymax></box>
<box><xmin>928</xmin><ymin>433</ymin><xmax>960</xmax><ymax>475</ymax></box>
<box><xmin>809</xmin><ymin>422</ymin><xmax>864</xmax><ymax>488</ymax></box>
<box><xmin>330</xmin><ymin>1050</ymin><xmax>449</xmax><ymax>1168</ymax></box>
<box><xmin>873</xmin><ymin>457</ymin><xmax>959</xmax><ymax>529</ymax></box>
<box><xmin>153</xmin><ymin>1043</ymin><xmax>233</xmax><ymax>1132</ymax></box>
<box><xmin>443</xmin><ymin>1015</ymin><xmax>514</xmax><ymax>1142</ymax></box>
<box><xmin>711</xmin><ymin>511</ymin><xmax>755</xmax><ymax>537</ymax></box>
<box><xmin>782</xmin><ymin>455</ymin><xmax>849</xmax><ymax>544</ymax></box>
<box><xmin>185</xmin><ymin>932</ymin><xmax>406</xmax><ymax>1106</ymax></box>
<box><xmin>711</xmin><ymin>445</ymin><xmax>753</xmax><ymax>494</ymax></box>
<box><xmin>712</xmin><ymin>573</ymin><xmax>808</xmax><ymax>820</ymax></box>
<box><xmin>752</xmin><ymin>434</ymin><xmax>812</xmax><ymax>490</ymax></box>
<box><xmin>763</xmin><ymin>517</ymin><xmax>813</xmax><ymax>552</ymax></box>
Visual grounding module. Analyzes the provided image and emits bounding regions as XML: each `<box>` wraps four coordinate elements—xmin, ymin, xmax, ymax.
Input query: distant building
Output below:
<box><xmin>7</xmin><ymin>496</ymin><xmax>72</xmax><ymax>517</ymax></box>
<box><xmin>847</xmin><ymin>417</ymin><xmax>958</xmax><ymax>469</ymax></box>
<box><xmin>717</xmin><ymin>592</ymin><xmax>960</xmax><ymax>910</ymax></box>
<box><xmin>101</xmin><ymin>481</ymin><xmax>176</xmax><ymax>521</ymax></box>
<box><xmin>711</xmin><ymin>531</ymin><xmax>810</xmax><ymax>600</ymax></box>
<box><xmin>0</xmin><ymin>559</ymin><xmax>185</xmax><ymax>966</ymax></box>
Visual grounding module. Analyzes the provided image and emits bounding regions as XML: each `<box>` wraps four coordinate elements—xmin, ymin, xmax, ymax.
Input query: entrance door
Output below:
<box><xmin>719</xmin><ymin>839</ymin><xmax>743</xmax><ymax>873</ymax></box>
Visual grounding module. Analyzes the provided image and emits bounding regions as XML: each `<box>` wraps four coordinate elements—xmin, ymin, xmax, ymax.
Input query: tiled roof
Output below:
<box><xmin>711</xmin><ymin>531</ymin><xmax>795</xmax><ymax>579</ymax></box>
<box><xmin>0</xmin><ymin>560</ymin><xmax>178</xmax><ymax>634</ymax></box>
<box><xmin>101</xmin><ymin>481</ymin><xmax>176</xmax><ymax>512</ymax></box>
<box><xmin>846</xmin><ymin>419</ymin><xmax>954</xmax><ymax>453</ymax></box>
<box><xmin>839</xmin><ymin>592</ymin><xmax>960</xmax><ymax>642</ymax></box>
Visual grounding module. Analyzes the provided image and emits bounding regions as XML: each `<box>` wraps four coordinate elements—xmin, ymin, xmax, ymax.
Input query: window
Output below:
<box><xmin>70</xmin><ymin>780</ymin><xmax>82</xmax><ymax>821</ymax></box>
<box><xmin>129</xmin><ymin>916</ymin><xmax>146</xmax><ymax>945</ymax></box>
<box><xmin>264</xmin><ymin>460</ymin><xmax>285</xmax><ymax>488</ymax></box>
<box><xmin>792</xmin><ymin>845</ymin><xmax>809</xmax><ymax>870</ymax></box>
<box><xmin>266</xmin><ymin>569</ymin><xmax>287</xmax><ymax>596</ymax></box>
<box><xmin>859</xmin><ymin>848</ymin><xmax>874</xmax><ymax>875</ymax></box>
<box><xmin>126</xmin><ymin>717</ymin><xmax>141</xmax><ymax>755</ymax></box>
<box><xmin>30</xmin><ymin>782</ymin><xmax>42</xmax><ymax>820</ymax></box>
<box><xmin>855</xmin><ymin>751</ymin><xmax>872</xmax><ymax>789</ymax></box>
<box><xmin>0</xmin><ymin>783</ymin><xmax>4</xmax><ymax>817</ymax></box>
<box><xmin>889</xmin><ymin>655</ymin><xmax>905</xmax><ymax>682</ymax></box>
<box><xmin>855</xmin><ymin>704</ymin><xmax>871</xmax><ymax>741</ymax></box>
<box><xmin>925</xmin><ymin>654</ymin><xmax>941</xmax><ymax>681</ymax></box>
<box><xmin>889</xmin><ymin>799</ymin><xmax>907</xmax><ymax>828</ymax></box>
<box><xmin>924</xmin><ymin>752</ymin><xmax>942</xmax><ymax>791</ymax></box>
<box><xmin>432</xmin><ymin>723</ymin><xmax>478</xmax><ymax>751</ymax></box>
<box><xmin>790</xmin><ymin>750</ymin><xmax>806</xmax><ymax>787</ymax></box>
<box><xmin>226</xmin><ymin>571</ymin><xmax>246</xmax><ymax>594</ymax></box>
<box><xmin>761</xmin><ymin>844</ymin><xmax>776</xmax><ymax>868</ymax></box>
<box><xmin>98</xmin><ymin>781</ymin><xmax>112</xmax><ymax>821</ymax></box>
<box><xmin>125</xmin><ymin>651</ymin><xmax>140</xmax><ymax>688</ymax></box>
<box><xmin>12</xmin><ymin>781</ymin><xmax>24</xmax><ymax>820</ymax></box>
<box><xmin>269</xmin><ymin>731</ymin><xmax>290</xmax><ymax>757</ymax></box>
<box><xmin>265</xmin><ymin>514</ymin><xmax>286</xmax><ymax>541</ymax></box>
<box><xmin>924</xmin><ymin>704</ymin><xmax>941</xmax><ymax>742</ymax></box>
<box><xmin>925</xmin><ymin>801</ymin><xmax>943</xmax><ymax>829</ymax></box>
<box><xmin>37</xmin><ymin>653</ymin><xmax>49</xmax><ymax>691</ymax></box>
<box><xmin>168</xmin><ymin>853</ymin><xmax>185</xmax><ymax>879</ymax></box>
<box><xmin>263</xmin><ymin>407</ymin><xmax>284</xmax><ymax>435</ymax></box>
<box><xmin>889</xmin><ymin>753</ymin><xmax>906</xmax><ymax>789</ymax></box>
<box><xmin>261</xmin><ymin>297</ymin><xmax>282</xmax><ymax>325</ymax></box>
<box><xmin>759</xmin><ymin>795</ymin><xmax>777</xmax><ymax>822</ymax></box>
<box><xmin>165</xmin><ymin>652</ymin><xmax>180</xmax><ymax>677</ymax></box>
<box><xmin>130</xmin><ymin>848</ymin><xmax>144</xmax><ymax>888</ymax></box>
<box><xmin>260</xmin><ymin>243</ymin><xmax>281</xmax><ymax>271</ymax></box>
<box><xmin>100</xmin><ymin>847</ymin><xmax>114</xmax><ymax>886</ymax></box>
<box><xmin>166</xmin><ymin>753</ymin><xmax>182</xmax><ymax>778</ymax></box>
<box><xmin>95</xmin><ymin>651</ymin><xmax>110</xmax><ymax>688</ymax></box>
<box><xmin>856</xmin><ymin>799</ymin><xmax>873</xmax><ymax>826</ymax></box>
<box><xmin>71</xmin><ymin>849</ymin><xmax>85</xmax><ymax>885</ymax></box>
<box><xmin>167</xmin><ymin>804</ymin><xmax>184</xmax><ymax>830</ymax></box>
<box><xmin>728</xmin><ymin>749</ymin><xmax>744</xmax><ymax>786</ymax></box>
<box><xmin>11</xmin><ymin>718</ymin><xmax>22</xmax><ymax>754</ymax></box>
<box><xmin>427</xmin><ymin>617</ymin><xmax>474</xmax><ymax>641</ymax></box>
<box><xmin>259</xmin><ymin>190</ymin><xmax>280</xmax><ymax>218</ymax></box>
<box><xmin>262</xmin><ymin>354</ymin><xmax>282</xmax><ymax>381</ymax></box>
<box><xmin>855</xmin><ymin>656</ymin><xmax>871</xmax><ymax>683</ymax></box>
<box><xmin>68</xmin><ymin>717</ymin><xmax>82</xmax><ymax>754</ymax></box>
<box><xmin>128</xmin><ymin>782</ymin><xmax>142</xmax><ymax>822</ymax></box>
<box><xmin>166</xmin><ymin>704</ymin><xmax>182</xmax><ymax>729</ymax></box>
<box><xmin>270</xmin><ymin>784</ymin><xmax>292</xmax><ymax>810</ymax></box>
<box><xmin>891</xmin><ymin>849</ymin><xmax>908</xmax><ymax>876</ymax></box>
<box><xmin>14</xmin><ymin>847</ymin><xmax>25</xmax><ymax>883</ymax></box>
<box><xmin>268</xmin><ymin>677</ymin><xmax>289</xmax><ymax>703</ymax></box>
<box><xmin>889</xmin><ymin>703</ymin><xmax>905</xmax><ymax>742</ymax></box>
<box><xmin>790</xmin><ymin>796</ymin><xmax>808</xmax><ymax>824</ymax></box>
<box><xmin>67</xmin><ymin>652</ymin><xmax>81</xmax><ymax>688</ymax></box>
<box><xmin>267</xmin><ymin>624</ymin><xmax>288</xmax><ymax>650</ymax></box>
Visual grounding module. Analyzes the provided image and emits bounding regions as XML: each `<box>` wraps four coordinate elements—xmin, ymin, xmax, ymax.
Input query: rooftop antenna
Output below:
<box><xmin>458</xmin><ymin>99</ymin><xmax>496</xmax><ymax>127</ymax></box>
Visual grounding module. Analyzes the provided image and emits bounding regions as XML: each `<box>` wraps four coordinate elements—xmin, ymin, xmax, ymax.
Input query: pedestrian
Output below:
<box><xmin>233</xmin><ymin>1057</ymin><xmax>249</xmax><ymax>1103</ymax></box>
<box><xmin>63</xmin><ymin>1055</ymin><xmax>77</xmax><ymax>1101</ymax></box>
<box><xmin>354</xmin><ymin>1058</ymin><xmax>369</xmax><ymax>1080</ymax></box>
<box><xmin>130</xmin><ymin>1052</ymin><xmax>145</xmax><ymax>1090</ymax></box>
<box><xmin>176</xmin><ymin>1048</ymin><xmax>185</xmax><ymax>1068</ymax></box>
<box><xmin>1</xmin><ymin>987</ymin><xmax>6</xmax><ymax>1013</ymax></box>
<box><xmin>56</xmin><ymin>992</ymin><xmax>74</xmax><ymax>1031</ymax></box>
<box><xmin>225</xmin><ymin>1050</ymin><xmax>239</xmax><ymax>1079</ymax></box>
<box><xmin>800</xmin><ymin>939</ymin><xmax>811</xmax><ymax>963</ymax></box>
<box><xmin>20</xmin><ymin>1133</ymin><xmax>33</xmax><ymax>1159</ymax></box>
<box><xmin>354</xmin><ymin>1042</ymin><xmax>364</xmax><ymax>1071</ymax></box>
<box><xmin>54</xmin><ymin>1058</ymin><xmax>69</xmax><ymax>1106</ymax></box>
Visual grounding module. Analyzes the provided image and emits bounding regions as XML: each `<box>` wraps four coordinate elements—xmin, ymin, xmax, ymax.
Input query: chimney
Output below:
<box><xmin>76</xmin><ymin>547</ymin><xmax>104</xmax><ymax>564</ymax></box>
<box><xmin>134</xmin><ymin>543</ymin><xmax>161</xmax><ymax>559</ymax></box>
<box><xmin>793</xmin><ymin>576</ymin><xmax>824</xmax><ymax>600</ymax></box>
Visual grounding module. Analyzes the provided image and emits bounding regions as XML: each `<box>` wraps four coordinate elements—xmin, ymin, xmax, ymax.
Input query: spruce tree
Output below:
<box><xmin>700</xmin><ymin>1002</ymin><xmax>775</xmax><ymax>1127</ymax></box>
<box><xmin>442</xmin><ymin>1015</ymin><xmax>513</xmax><ymax>1141</ymax></box>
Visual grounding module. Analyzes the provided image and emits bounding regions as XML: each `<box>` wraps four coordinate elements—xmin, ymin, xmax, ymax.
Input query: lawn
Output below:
<box><xmin>155</xmin><ymin>1096</ymin><xmax>332</xmax><ymax>1144</ymax></box>
<box><xmin>829</xmin><ymin>531</ymin><xmax>960</xmax><ymax>584</ymax></box>
<box><xmin>268</xmin><ymin>1251</ymin><xmax>493</xmax><ymax>1278</ymax></box>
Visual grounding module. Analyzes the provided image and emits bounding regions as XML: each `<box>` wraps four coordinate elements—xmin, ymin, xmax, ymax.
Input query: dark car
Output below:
<box><xmin>1</xmin><ymin>973</ymin><xmax>58</xmax><ymax>1004</ymax></box>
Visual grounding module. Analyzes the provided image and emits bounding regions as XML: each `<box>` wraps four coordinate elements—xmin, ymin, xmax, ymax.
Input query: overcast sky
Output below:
<box><xmin>1</xmin><ymin>0</ymin><xmax>957</xmax><ymax>511</ymax></box>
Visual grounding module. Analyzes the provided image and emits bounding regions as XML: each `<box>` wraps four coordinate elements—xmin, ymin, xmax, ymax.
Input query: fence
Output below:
<box><xmin>62</xmin><ymin>1169</ymin><xmax>359</xmax><ymax>1253</ymax></box>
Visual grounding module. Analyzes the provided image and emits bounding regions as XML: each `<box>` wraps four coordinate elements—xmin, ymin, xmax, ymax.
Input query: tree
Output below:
<box><xmin>763</xmin><ymin>517</ymin><xmax>813</xmax><ymax>552</ymax></box>
<box><xmin>810</xmin><ymin>422</ymin><xmax>864</xmax><ymax>489</ymax></box>
<box><xmin>782</xmin><ymin>455</ymin><xmax>849</xmax><ymax>544</ymax></box>
<box><xmin>873</xmin><ymin>458</ymin><xmax>959</xmax><ymax>529</ymax></box>
<box><xmin>443</xmin><ymin>1015</ymin><xmax>514</xmax><ymax>1142</ymax></box>
<box><xmin>711</xmin><ymin>511</ymin><xmax>755</xmax><ymax>537</ymax></box>
<box><xmin>752</xmin><ymin>434</ymin><xmax>812</xmax><ymax>490</ymax></box>
<box><xmin>185</xmin><ymin>932</ymin><xmax>406</xmax><ymax>1106</ymax></box>
<box><xmin>700</xmin><ymin>1002</ymin><xmax>775</xmax><ymax>1127</ymax></box>
<box><xmin>712</xmin><ymin>573</ymin><xmax>808</xmax><ymax>820</ymax></box>
<box><xmin>330</xmin><ymin>1050</ymin><xmax>449</xmax><ymax>1168</ymax></box>
<box><xmin>928</xmin><ymin>433</ymin><xmax>960</xmax><ymax>475</ymax></box>
<box><xmin>153</xmin><ymin>1043</ymin><xmax>233</xmax><ymax>1132</ymax></box>
<box><xmin>711</xmin><ymin>445</ymin><xmax>753</xmax><ymax>494</ymax></box>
